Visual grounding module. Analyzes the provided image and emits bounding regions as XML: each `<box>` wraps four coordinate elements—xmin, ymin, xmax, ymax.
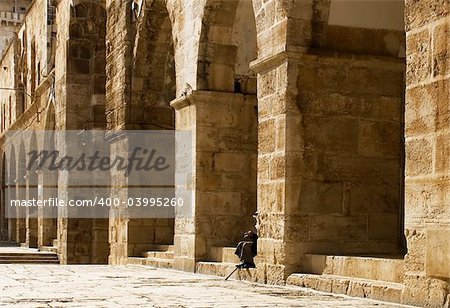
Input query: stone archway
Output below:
<box><xmin>172</xmin><ymin>0</ymin><xmax>259</xmax><ymax>272</ymax></box>
<box><xmin>107</xmin><ymin>0</ymin><xmax>178</xmax><ymax>265</ymax></box>
<box><xmin>197</xmin><ymin>0</ymin><xmax>258</xmax><ymax>94</ymax></box>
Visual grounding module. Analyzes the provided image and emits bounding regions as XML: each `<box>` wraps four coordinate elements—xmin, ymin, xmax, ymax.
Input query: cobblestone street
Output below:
<box><xmin>0</xmin><ymin>264</ymin><xmax>411</xmax><ymax>307</ymax></box>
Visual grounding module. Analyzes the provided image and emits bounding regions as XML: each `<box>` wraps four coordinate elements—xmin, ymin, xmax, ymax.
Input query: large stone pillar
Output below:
<box><xmin>246</xmin><ymin>0</ymin><xmax>326</xmax><ymax>284</ymax></box>
<box><xmin>249</xmin><ymin>53</ymin><xmax>303</xmax><ymax>284</ymax></box>
<box><xmin>15</xmin><ymin>177</ymin><xmax>26</xmax><ymax>244</ymax></box>
<box><xmin>403</xmin><ymin>1</ymin><xmax>450</xmax><ymax>306</ymax></box>
<box><xmin>26</xmin><ymin>173</ymin><xmax>38</xmax><ymax>248</ymax></box>
<box><xmin>54</xmin><ymin>0</ymin><xmax>108</xmax><ymax>264</ymax></box>
<box><xmin>37</xmin><ymin>170</ymin><xmax>57</xmax><ymax>247</ymax></box>
<box><xmin>6</xmin><ymin>183</ymin><xmax>16</xmax><ymax>242</ymax></box>
<box><xmin>171</xmin><ymin>91</ymin><xmax>257</xmax><ymax>272</ymax></box>
<box><xmin>107</xmin><ymin>134</ymin><xmax>129</xmax><ymax>265</ymax></box>
<box><xmin>0</xmin><ymin>188</ymin><xmax>5</xmax><ymax>240</ymax></box>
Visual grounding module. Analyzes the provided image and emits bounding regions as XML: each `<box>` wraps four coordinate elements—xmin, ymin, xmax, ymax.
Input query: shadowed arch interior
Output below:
<box><xmin>126</xmin><ymin>0</ymin><xmax>177</xmax><ymax>258</ymax></box>
<box><xmin>130</xmin><ymin>0</ymin><xmax>176</xmax><ymax>129</ymax></box>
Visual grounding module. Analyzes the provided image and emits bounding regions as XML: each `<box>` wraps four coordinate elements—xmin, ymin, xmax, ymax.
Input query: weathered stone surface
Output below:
<box><xmin>425</xmin><ymin>228</ymin><xmax>450</xmax><ymax>279</ymax></box>
<box><xmin>406</xmin><ymin>81</ymin><xmax>443</xmax><ymax>136</ymax></box>
<box><xmin>405</xmin><ymin>138</ymin><xmax>433</xmax><ymax>177</ymax></box>
<box><xmin>0</xmin><ymin>262</ymin><xmax>408</xmax><ymax>307</ymax></box>
<box><xmin>405</xmin><ymin>0</ymin><xmax>450</xmax><ymax>31</ymax></box>
<box><xmin>433</xmin><ymin>22</ymin><xmax>450</xmax><ymax>77</ymax></box>
<box><xmin>304</xmin><ymin>254</ymin><xmax>405</xmax><ymax>284</ymax></box>
<box><xmin>287</xmin><ymin>273</ymin><xmax>403</xmax><ymax>304</ymax></box>
<box><xmin>0</xmin><ymin>0</ymin><xmax>448</xmax><ymax>307</ymax></box>
<box><xmin>406</xmin><ymin>29</ymin><xmax>431</xmax><ymax>85</ymax></box>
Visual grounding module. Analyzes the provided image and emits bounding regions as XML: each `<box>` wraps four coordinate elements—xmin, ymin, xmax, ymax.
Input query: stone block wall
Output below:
<box><xmin>255</xmin><ymin>59</ymin><xmax>300</xmax><ymax>283</ymax></box>
<box><xmin>172</xmin><ymin>90</ymin><xmax>257</xmax><ymax>271</ymax></box>
<box><xmin>55</xmin><ymin>0</ymin><xmax>109</xmax><ymax>264</ymax></box>
<box><xmin>105</xmin><ymin>0</ymin><xmax>132</xmax><ymax>130</ymax></box>
<box><xmin>194</xmin><ymin>92</ymin><xmax>257</xmax><ymax>251</ymax></box>
<box><xmin>0</xmin><ymin>1</ymin><xmax>449</xmax><ymax>305</ymax></box>
<box><xmin>403</xmin><ymin>1</ymin><xmax>450</xmax><ymax>306</ymax></box>
<box><xmin>294</xmin><ymin>55</ymin><xmax>405</xmax><ymax>256</ymax></box>
<box><xmin>106</xmin><ymin>0</ymin><xmax>177</xmax><ymax>264</ymax></box>
<box><xmin>0</xmin><ymin>33</ymin><xmax>16</xmax><ymax>133</ymax></box>
<box><xmin>251</xmin><ymin>0</ymin><xmax>409</xmax><ymax>284</ymax></box>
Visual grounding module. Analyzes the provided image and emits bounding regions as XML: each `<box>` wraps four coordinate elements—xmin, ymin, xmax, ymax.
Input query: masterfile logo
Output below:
<box><xmin>3</xmin><ymin>130</ymin><xmax>193</xmax><ymax>219</ymax></box>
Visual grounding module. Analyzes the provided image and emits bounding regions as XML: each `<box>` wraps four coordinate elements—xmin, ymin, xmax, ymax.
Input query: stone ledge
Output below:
<box><xmin>208</xmin><ymin>247</ymin><xmax>239</xmax><ymax>263</ymax></box>
<box><xmin>39</xmin><ymin>246</ymin><xmax>58</xmax><ymax>254</ymax></box>
<box><xmin>126</xmin><ymin>257</ymin><xmax>174</xmax><ymax>269</ymax></box>
<box><xmin>304</xmin><ymin>254</ymin><xmax>405</xmax><ymax>283</ymax></box>
<box><xmin>170</xmin><ymin>90</ymin><xmax>255</xmax><ymax>110</ymax></box>
<box><xmin>250</xmin><ymin>48</ymin><xmax>405</xmax><ymax>74</ymax></box>
<box><xmin>144</xmin><ymin>251</ymin><xmax>174</xmax><ymax>259</ymax></box>
<box><xmin>287</xmin><ymin>273</ymin><xmax>404</xmax><ymax>304</ymax></box>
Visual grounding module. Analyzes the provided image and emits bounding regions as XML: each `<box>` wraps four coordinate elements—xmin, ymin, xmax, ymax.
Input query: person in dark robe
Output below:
<box><xmin>234</xmin><ymin>230</ymin><xmax>258</xmax><ymax>269</ymax></box>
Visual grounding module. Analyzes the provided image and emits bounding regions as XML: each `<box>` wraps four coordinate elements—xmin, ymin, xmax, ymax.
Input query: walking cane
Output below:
<box><xmin>225</xmin><ymin>267</ymin><xmax>239</xmax><ymax>281</ymax></box>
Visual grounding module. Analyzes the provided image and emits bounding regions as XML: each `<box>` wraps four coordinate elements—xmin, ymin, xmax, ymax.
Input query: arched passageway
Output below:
<box><xmin>172</xmin><ymin>0</ymin><xmax>259</xmax><ymax>270</ymax></box>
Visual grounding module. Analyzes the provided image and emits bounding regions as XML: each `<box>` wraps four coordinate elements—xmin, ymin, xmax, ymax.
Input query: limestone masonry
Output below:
<box><xmin>0</xmin><ymin>0</ymin><xmax>448</xmax><ymax>307</ymax></box>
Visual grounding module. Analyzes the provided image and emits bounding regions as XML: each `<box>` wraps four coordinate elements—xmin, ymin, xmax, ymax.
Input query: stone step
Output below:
<box><xmin>143</xmin><ymin>251</ymin><xmax>174</xmax><ymax>259</ymax></box>
<box><xmin>209</xmin><ymin>247</ymin><xmax>239</xmax><ymax>263</ymax></box>
<box><xmin>0</xmin><ymin>257</ymin><xmax>58</xmax><ymax>261</ymax></box>
<box><xmin>287</xmin><ymin>273</ymin><xmax>404</xmax><ymax>304</ymax></box>
<box><xmin>126</xmin><ymin>257</ymin><xmax>174</xmax><ymax>269</ymax></box>
<box><xmin>0</xmin><ymin>253</ymin><xmax>58</xmax><ymax>259</ymax></box>
<box><xmin>196</xmin><ymin>261</ymin><xmax>257</xmax><ymax>282</ymax></box>
<box><xmin>0</xmin><ymin>251</ymin><xmax>59</xmax><ymax>264</ymax></box>
<box><xmin>39</xmin><ymin>246</ymin><xmax>58</xmax><ymax>253</ymax></box>
<box><xmin>0</xmin><ymin>259</ymin><xmax>60</xmax><ymax>264</ymax></box>
<box><xmin>145</xmin><ymin>257</ymin><xmax>174</xmax><ymax>269</ymax></box>
<box><xmin>126</xmin><ymin>257</ymin><xmax>146</xmax><ymax>266</ymax></box>
<box><xmin>304</xmin><ymin>254</ymin><xmax>405</xmax><ymax>283</ymax></box>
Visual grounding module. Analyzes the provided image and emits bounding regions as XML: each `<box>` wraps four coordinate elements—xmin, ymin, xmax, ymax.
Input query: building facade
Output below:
<box><xmin>0</xmin><ymin>0</ymin><xmax>448</xmax><ymax>307</ymax></box>
<box><xmin>0</xmin><ymin>0</ymin><xmax>32</xmax><ymax>56</ymax></box>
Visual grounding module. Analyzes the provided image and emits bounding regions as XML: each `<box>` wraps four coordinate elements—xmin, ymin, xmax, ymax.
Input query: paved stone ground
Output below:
<box><xmin>0</xmin><ymin>264</ymin><xmax>414</xmax><ymax>307</ymax></box>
